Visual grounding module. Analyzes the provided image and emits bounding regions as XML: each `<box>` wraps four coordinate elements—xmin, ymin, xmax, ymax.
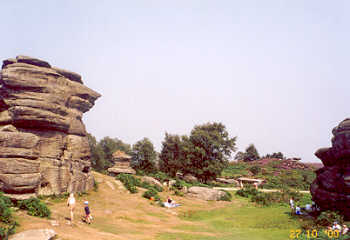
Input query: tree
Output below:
<box><xmin>185</xmin><ymin>122</ymin><xmax>237</xmax><ymax>182</ymax></box>
<box><xmin>131</xmin><ymin>138</ymin><xmax>157</xmax><ymax>173</ymax></box>
<box><xmin>262</xmin><ymin>152</ymin><xmax>285</xmax><ymax>159</ymax></box>
<box><xmin>87</xmin><ymin>133</ymin><xmax>106</xmax><ymax>171</ymax></box>
<box><xmin>99</xmin><ymin>137</ymin><xmax>131</xmax><ymax>169</ymax></box>
<box><xmin>159</xmin><ymin>133</ymin><xmax>186</xmax><ymax>177</ymax></box>
<box><xmin>234</xmin><ymin>151</ymin><xmax>245</xmax><ymax>161</ymax></box>
<box><xmin>243</xmin><ymin>144</ymin><xmax>259</xmax><ymax>162</ymax></box>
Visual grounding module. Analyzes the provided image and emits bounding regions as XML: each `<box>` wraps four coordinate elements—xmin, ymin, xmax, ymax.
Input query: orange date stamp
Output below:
<box><xmin>290</xmin><ymin>229</ymin><xmax>340</xmax><ymax>239</ymax></box>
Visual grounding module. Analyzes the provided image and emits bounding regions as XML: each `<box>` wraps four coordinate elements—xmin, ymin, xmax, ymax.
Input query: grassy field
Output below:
<box><xmin>157</xmin><ymin>196</ymin><xmax>299</xmax><ymax>240</ymax></box>
<box><xmin>12</xmin><ymin>172</ymin><xmax>304</xmax><ymax>240</ymax></box>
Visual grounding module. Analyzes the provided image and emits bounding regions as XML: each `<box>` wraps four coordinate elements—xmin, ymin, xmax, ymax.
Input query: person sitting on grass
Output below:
<box><xmin>342</xmin><ymin>224</ymin><xmax>349</xmax><ymax>235</ymax></box>
<box><xmin>332</xmin><ymin>222</ymin><xmax>341</xmax><ymax>232</ymax></box>
<box><xmin>167</xmin><ymin>196</ymin><xmax>174</xmax><ymax>204</ymax></box>
<box><xmin>295</xmin><ymin>206</ymin><xmax>302</xmax><ymax>215</ymax></box>
<box><xmin>84</xmin><ymin>201</ymin><xmax>92</xmax><ymax>224</ymax></box>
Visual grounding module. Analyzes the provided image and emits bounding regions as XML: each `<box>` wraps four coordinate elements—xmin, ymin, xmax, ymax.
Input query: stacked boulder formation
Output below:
<box><xmin>0</xmin><ymin>56</ymin><xmax>101</xmax><ymax>198</ymax></box>
<box><xmin>311</xmin><ymin>118</ymin><xmax>350</xmax><ymax>218</ymax></box>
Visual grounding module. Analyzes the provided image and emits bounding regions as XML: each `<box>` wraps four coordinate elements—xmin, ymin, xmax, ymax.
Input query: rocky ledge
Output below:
<box><xmin>0</xmin><ymin>56</ymin><xmax>101</xmax><ymax>198</ymax></box>
<box><xmin>311</xmin><ymin>118</ymin><xmax>350</xmax><ymax>219</ymax></box>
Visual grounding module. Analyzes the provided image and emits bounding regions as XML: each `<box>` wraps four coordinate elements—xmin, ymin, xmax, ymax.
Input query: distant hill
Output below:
<box><xmin>254</xmin><ymin>158</ymin><xmax>322</xmax><ymax>171</ymax></box>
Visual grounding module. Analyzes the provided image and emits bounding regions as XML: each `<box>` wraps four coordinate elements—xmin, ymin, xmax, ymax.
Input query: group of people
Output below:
<box><xmin>67</xmin><ymin>193</ymin><xmax>93</xmax><ymax>224</ymax></box>
<box><xmin>289</xmin><ymin>197</ymin><xmax>319</xmax><ymax>216</ymax></box>
<box><xmin>289</xmin><ymin>198</ymin><xmax>349</xmax><ymax>235</ymax></box>
<box><xmin>328</xmin><ymin>222</ymin><xmax>349</xmax><ymax>235</ymax></box>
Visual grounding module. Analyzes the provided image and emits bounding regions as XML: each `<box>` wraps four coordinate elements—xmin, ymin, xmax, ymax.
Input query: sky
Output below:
<box><xmin>1</xmin><ymin>1</ymin><xmax>349</xmax><ymax>162</ymax></box>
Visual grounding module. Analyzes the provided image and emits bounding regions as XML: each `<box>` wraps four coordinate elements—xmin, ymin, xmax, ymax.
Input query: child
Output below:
<box><xmin>84</xmin><ymin>201</ymin><xmax>92</xmax><ymax>224</ymax></box>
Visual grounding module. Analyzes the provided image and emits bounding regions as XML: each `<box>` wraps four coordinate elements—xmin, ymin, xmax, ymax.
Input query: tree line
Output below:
<box><xmin>88</xmin><ymin>122</ymin><xmax>236</xmax><ymax>182</ymax></box>
<box><xmin>88</xmin><ymin>121</ymin><xmax>286</xmax><ymax>182</ymax></box>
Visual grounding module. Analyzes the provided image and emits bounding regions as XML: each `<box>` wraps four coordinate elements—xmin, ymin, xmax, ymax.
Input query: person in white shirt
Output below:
<box><xmin>67</xmin><ymin>193</ymin><xmax>76</xmax><ymax>222</ymax></box>
<box><xmin>332</xmin><ymin>222</ymin><xmax>341</xmax><ymax>232</ymax></box>
<box><xmin>342</xmin><ymin>224</ymin><xmax>349</xmax><ymax>235</ymax></box>
<box><xmin>289</xmin><ymin>198</ymin><xmax>294</xmax><ymax>210</ymax></box>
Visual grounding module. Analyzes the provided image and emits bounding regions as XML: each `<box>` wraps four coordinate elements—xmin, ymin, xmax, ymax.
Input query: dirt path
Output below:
<box><xmin>213</xmin><ymin>187</ymin><xmax>310</xmax><ymax>194</ymax></box>
<box><xmin>14</xmin><ymin>172</ymin><xmax>233</xmax><ymax>240</ymax></box>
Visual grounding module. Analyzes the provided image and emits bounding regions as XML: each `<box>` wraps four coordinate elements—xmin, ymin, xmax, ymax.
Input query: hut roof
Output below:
<box><xmin>237</xmin><ymin>177</ymin><xmax>264</xmax><ymax>183</ymax></box>
<box><xmin>112</xmin><ymin>150</ymin><xmax>131</xmax><ymax>159</ymax></box>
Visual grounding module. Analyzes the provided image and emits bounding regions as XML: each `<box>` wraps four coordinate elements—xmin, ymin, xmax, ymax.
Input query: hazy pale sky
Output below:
<box><xmin>1</xmin><ymin>1</ymin><xmax>349</xmax><ymax>162</ymax></box>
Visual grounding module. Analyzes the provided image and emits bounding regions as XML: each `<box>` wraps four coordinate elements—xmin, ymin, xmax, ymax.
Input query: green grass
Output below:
<box><xmin>157</xmin><ymin>196</ymin><xmax>299</xmax><ymax>240</ymax></box>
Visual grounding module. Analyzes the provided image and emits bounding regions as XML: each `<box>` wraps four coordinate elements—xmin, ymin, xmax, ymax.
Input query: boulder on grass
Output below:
<box><xmin>186</xmin><ymin>186</ymin><xmax>226</xmax><ymax>201</ymax></box>
<box><xmin>141</xmin><ymin>176</ymin><xmax>162</xmax><ymax>188</ymax></box>
<box><xmin>183</xmin><ymin>174</ymin><xmax>198</xmax><ymax>183</ymax></box>
<box><xmin>10</xmin><ymin>229</ymin><xmax>56</xmax><ymax>240</ymax></box>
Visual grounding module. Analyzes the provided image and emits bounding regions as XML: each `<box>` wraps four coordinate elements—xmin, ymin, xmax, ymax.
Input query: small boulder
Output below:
<box><xmin>186</xmin><ymin>186</ymin><xmax>226</xmax><ymax>201</ymax></box>
<box><xmin>141</xmin><ymin>176</ymin><xmax>162</xmax><ymax>188</ymax></box>
<box><xmin>183</xmin><ymin>174</ymin><xmax>198</xmax><ymax>183</ymax></box>
<box><xmin>10</xmin><ymin>229</ymin><xmax>56</xmax><ymax>240</ymax></box>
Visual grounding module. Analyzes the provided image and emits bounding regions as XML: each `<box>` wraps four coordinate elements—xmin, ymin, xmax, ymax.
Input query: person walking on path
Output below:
<box><xmin>67</xmin><ymin>193</ymin><xmax>76</xmax><ymax>222</ymax></box>
<box><xmin>84</xmin><ymin>201</ymin><xmax>92</xmax><ymax>224</ymax></box>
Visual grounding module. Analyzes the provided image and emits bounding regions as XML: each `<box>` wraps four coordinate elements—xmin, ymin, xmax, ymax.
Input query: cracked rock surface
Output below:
<box><xmin>0</xmin><ymin>56</ymin><xmax>101</xmax><ymax>198</ymax></box>
<box><xmin>311</xmin><ymin>118</ymin><xmax>350</xmax><ymax>218</ymax></box>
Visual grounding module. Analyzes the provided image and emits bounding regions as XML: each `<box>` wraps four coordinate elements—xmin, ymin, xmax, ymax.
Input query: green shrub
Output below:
<box><xmin>174</xmin><ymin>190</ymin><xmax>184</xmax><ymax>197</ymax></box>
<box><xmin>17</xmin><ymin>198</ymin><xmax>51</xmax><ymax>218</ymax></box>
<box><xmin>316</xmin><ymin>211</ymin><xmax>343</xmax><ymax>227</ymax></box>
<box><xmin>116</xmin><ymin>174</ymin><xmax>141</xmax><ymax>193</ymax></box>
<box><xmin>219</xmin><ymin>190</ymin><xmax>232</xmax><ymax>202</ymax></box>
<box><xmin>0</xmin><ymin>199</ymin><xmax>12</xmax><ymax>223</ymax></box>
<box><xmin>0</xmin><ymin>193</ymin><xmax>13</xmax><ymax>223</ymax></box>
<box><xmin>0</xmin><ymin>222</ymin><xmax>16</xmax><ymax>240</ymax></box>
<box><xmin>251</xmin><ymin>192</ymin><xmax>270</xmax><ymax>206</ymax></box>
<box><xmin>143</xmin><ymin>188</ymin><xmax>160</xmax><ymax>201</ymax></box>
<box><xmin>249</xmin><ymin>165</ymin><xmax>261</xmax><ymax>175</ymax></box>
<box><xmin>236</xmin><ymin>186</ymin><xmax>258</xmax><ymax>198</ymax></box>
<box><xmin>93</xmin><ymin>179</ymin><xmax>99</xmax><ymax>192</ymax></box>
<box><xmin>149</xmin><ymin>172</ymin><xmax>169</xmax><ymax>183</ymax></box>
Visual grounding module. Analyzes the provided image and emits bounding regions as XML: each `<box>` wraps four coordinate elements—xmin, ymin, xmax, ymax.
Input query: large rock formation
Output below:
<box><xmin>0</xmin><ymin>56</ymin><xmax>101</xmax><ymax>198</ymax></box>
<box><xmin>311</xmin><ymin>118</ymin><xmax>350</xmax><ymax>218</ymax></box>
<box><xmin>186</xmin><ymin>186</ymin><xmax>226</xmax><ymax>201</ymax></box>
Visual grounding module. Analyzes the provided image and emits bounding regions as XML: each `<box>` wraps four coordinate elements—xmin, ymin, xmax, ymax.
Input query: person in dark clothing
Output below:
<box><xmin>84</xmin><ymin>201</ymin><xmax>92</xmax><ymax>224</ymax></box>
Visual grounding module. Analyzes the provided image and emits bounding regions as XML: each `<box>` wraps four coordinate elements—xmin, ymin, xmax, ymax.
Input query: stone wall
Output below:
<box><xmin>0</xmin><ymin>56</ymin><xmax>101</xmax><ymax>198</ymax></box>
<box><xmin>311</xmin><ymin>118</ymin><xmax>350</xmax><ymax>218</ymax></box>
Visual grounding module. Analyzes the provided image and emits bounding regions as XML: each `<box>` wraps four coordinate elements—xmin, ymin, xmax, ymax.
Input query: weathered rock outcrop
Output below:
<box><xmin>311</xmin><ymin>118</ymin><xmax>350</xmax><ymax>219</ymax></box>
<box><xmin>186</xmin><ymin>186</ymin><xmax>226</xmax><ymax>201</ymax></box>
<box><xmin>0</xmin><ymin>56</ymin><xmax>101</xmax><ymax>198</ymax></box>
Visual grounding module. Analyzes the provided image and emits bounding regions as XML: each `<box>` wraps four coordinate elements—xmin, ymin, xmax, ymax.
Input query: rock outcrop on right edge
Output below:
<box><xmin>310</xmin><ymin>118</ymin><xmax>350</xmax><ymax>219</ymax></box>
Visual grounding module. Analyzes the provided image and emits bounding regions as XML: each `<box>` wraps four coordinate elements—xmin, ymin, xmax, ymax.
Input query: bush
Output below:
<box><xmin>316</xmin><ymin>211</ymin><xmax>343</xmax><ymax>227</ymax></box>
<box><xmin>236</xmin><ymin>186</ymin><xmax>258</xmax><ymax>198</ymax></box>
<box><xmin>149</xmin><ymin>172</ymin><xmax>169</xmax><ymax>183</ymax></box>
<box><xmin>0</xmin><ymin>193</ymin><xmax>13</xmax><ymax>224</ymax></box>
<box><xmin>143</xmin><ymin>188</ymin><xmax>160</xmax><ymax>201</ymax></box>
<box><xmin>17</xmin><ymin>198</ymin><xmax>51</xmax><ymax>218</ymax></box>
<box><xmin>117</xmin><ymin>173</ymin><xmax>164</xmax><ymax>194</ymax></box>
<box><xmin>219</xmin><ymin>190</ymin><xmax>232</xmax><ymax>202</ymax></box>
<box><xmin>251</xmin><ymin>192</ymin><xmax>271</xmax><ymax>206</ymax></box>
<box><xmin>249</xmin><ymin>165</ymin><xmax>261</xmax><ymax>175</ymax></box>
<box><xmin>0</xmin><ymin>222</ymin><xmax>16</xmax><ymax>240</ymax></box>
<box><xmin>116</xmin><ymin>174</ymin><xmax>141</xmax><ymax>193</ymax></box>
<box><xmin>174</xmin><ymin>190</ymin><xmax>184</xmax><ymax>197</ymax></box>
<box><xmin>93</xmin><ymin>179</ymin><xmax>99</xmax><ymax>192</ymax></box>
